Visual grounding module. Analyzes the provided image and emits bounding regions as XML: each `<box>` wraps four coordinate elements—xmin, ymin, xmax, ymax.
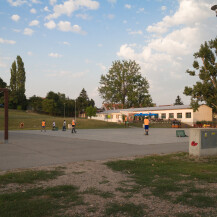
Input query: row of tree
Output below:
<box><xmin>1</xmin><ymin>37</ymin><xmax>216</xmax><ymax>116</ymax></box>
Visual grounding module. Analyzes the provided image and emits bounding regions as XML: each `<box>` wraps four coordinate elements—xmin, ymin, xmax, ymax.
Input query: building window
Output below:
<box><xmin>177</xmin><ymin>113</ymin><xmax>182</xmax><ymax>118</ymax></box>
<box><xmin>161</xmin><ymin>113</ymin><xmax>166</xmax><ymax>119</ymax></box>
<box><xmin>186</xmin><ymin>112</ymin><xmax>191</xmax><ymax>118</ymax></box>
<box><xmin>169</xmin><ymin>113</ymin><xmax>174</xmax><ymax>119</ymax></box>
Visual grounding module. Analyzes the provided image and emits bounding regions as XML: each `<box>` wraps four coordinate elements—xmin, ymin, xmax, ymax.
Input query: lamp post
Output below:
<box><xmin>211</xmin><ymin>5</ymin><xmax>217</xmax><ymax>17</ymax></box>
<box><xmin>64</xmin><ymin>103</ymin><xmax>65</xmax><ymax>119</ymax></box>
<box><xmin>75</xmin><ymin>99</ymin><xmax>76</xmax><ymax>122</ymax></box>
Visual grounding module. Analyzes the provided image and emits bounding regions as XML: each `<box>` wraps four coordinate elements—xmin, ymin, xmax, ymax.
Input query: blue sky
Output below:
<box><xmin>0</xmin><ymin>0</ymin><xmax>216</xmax><ymax>107</ymax></box>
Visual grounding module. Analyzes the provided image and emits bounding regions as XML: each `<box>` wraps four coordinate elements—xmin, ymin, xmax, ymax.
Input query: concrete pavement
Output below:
<box><xmin>0</xmin><ymin>128</ymin><xmax>189</xmax><ymax>171</ymax></box>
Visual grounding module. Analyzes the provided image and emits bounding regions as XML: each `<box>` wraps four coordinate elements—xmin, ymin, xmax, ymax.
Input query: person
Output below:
<box><xmin>71</xmin><ymin>119</ymin><xmax>76</xmax><ymax>133</ymax></box>
<box><xmin>41</xmin><ymin>120</ymin><xmax>46</xmax><ymax>132</ymax></box>
<box><xmin>62</xmin><ymin>120</ymin><xmax>66</xmax><ymax>131</ymax></box>
<box><xmin>124</xmin><ymin>116</ymin><xmax>128</xmax><ymax>127</ymax></box>
<box><xmin>52</xmin><ymin>121</ymin><xmax>56</xmax><ymax>130</ymax></box>
<box><xmin>144</xmin><ymin>116</ymin><xmax>149</xmax><ymax>135</ymax></box>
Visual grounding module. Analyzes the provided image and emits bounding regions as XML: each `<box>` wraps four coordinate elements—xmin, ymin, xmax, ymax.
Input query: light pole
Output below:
<box><xmin>64</xmin><ymin>103</ymin><xmax>65</xmax><ymax>119</ymax></box>
<box><xmin>211</xmin><ymin>5</ymin><xmax>217</xmax><ymax>17</ymax></box>
<box><xmin>75</xmin><ymin>99</ymin><xmax>76</xmax><ymax>122</ymax></box>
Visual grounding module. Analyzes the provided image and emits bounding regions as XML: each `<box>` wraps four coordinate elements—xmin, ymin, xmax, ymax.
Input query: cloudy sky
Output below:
<box><xmin>0</xmin><ymin>0</ymin><xmax>216</xmax><ymax>107</ymax></box>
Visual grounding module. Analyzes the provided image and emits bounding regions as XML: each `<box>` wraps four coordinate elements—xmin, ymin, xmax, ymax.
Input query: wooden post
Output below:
<box><xmin>0</xmin><ymin>88</ymin><xmax>9</xmax><ymax>143</ymax></box>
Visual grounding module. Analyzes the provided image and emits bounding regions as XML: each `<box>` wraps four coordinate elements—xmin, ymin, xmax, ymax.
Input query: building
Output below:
<box><xmin>92</xmin><ymin>105</ymin><xmax>212</xmax><ymax>125</ymax></box>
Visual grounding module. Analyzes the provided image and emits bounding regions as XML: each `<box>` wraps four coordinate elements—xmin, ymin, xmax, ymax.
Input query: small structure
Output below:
<box><xmin>189</xmin><ymin>128</ymin><xmax>217</xmax><ymax>157</ymax></box>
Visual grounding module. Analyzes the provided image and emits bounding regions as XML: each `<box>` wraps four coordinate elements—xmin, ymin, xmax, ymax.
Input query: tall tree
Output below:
<box><xmin>184</xmin><ymin>38</ymin><xmax>217</xmax><ymax>112</ymax></box>
<box><xmin>85</xmin><ymin>106</ymin><xmax>97</xmax><ymax>119</ymax></box>
<box><xmin>98</xmin><ymin>60</ymin><xmax>153</xmax><ymax>108</ymax></box>
<box><xmin>9</xmin><ymin>56</ymin><xmax>26</xmax><ymax>109</ymax></box>
<box><xmin>0</xmin><ymin>77</ymin><xmax>7</xmax><ymax>104</ymax></box>
<box><xmin>174</xmin><ymin>95</ymin><xmax>184</xmax><ymax>105</ymax></box>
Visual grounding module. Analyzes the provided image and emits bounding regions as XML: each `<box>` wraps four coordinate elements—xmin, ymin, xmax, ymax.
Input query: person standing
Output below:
<box><xmin>71</xmin><ymin>119</ymin><xmax>76</xmax><ymax>133</ymax></box>
<box><xmin>62</xmin><ymin>120</ymin><xmax>66</xmax><ymax>131</ymax></box>
<box><xmin>41</xmin><ymin>120</ymin><xmax>46</xmax><ymax>132</ymax></box>
<box><xmin>144</xmin><ymin>117</ymin><xmax>149</xmax><ymax>135</ymax></box>
<box><xmin>124</xmin><ymin>116</ymin><xmax>128</xmax><ymax>127</ymax></box>
<box><xmin>52</xmin><ymin>121</ymin><xmax>56</xmax><ymax>130</ymax></box>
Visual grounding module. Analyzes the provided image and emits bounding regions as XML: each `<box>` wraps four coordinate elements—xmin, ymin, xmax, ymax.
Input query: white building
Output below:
<box><xmin>92</xmin><ymin>105</ymin><xmax>212</xmax><ymax>125</ymax></box>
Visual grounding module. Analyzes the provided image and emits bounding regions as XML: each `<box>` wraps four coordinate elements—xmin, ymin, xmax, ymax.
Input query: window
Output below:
<box><xmin>169</xmin><ymin>113</ymin><xmax>174</xmax><ymax>119</ymax></box>
<box><xmin>186</xmin><ymin>112</ymin><xmax>191</xmax><ymax>118</ymax></box>
<box><xmin>161</xmin><ymin>113</ymin><xmax>166</xmax><ymax>119</ymax></box>
<box><xmin>177</xmin><ymin>113</ymin><xmax>182</xmax><ymax>118</ymax></box>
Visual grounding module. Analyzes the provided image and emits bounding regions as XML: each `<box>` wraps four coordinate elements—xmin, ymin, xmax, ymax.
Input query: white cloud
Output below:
<box><xmin>23</xmin><ymin>28</ymin><xmax>34</xmax><ymax>35</ymax></box>
<box><xmin>125</xmin><ymin>4</ymin><xmax>131</xmax><ymax>9</ymax></box>
<box><xmin>63</xmin><ymin>41</ymin><xmax>70</xmax><ymax>45</ymax></box>
<box><xmin>27</xmin><ymin>51</ymin><xmax>33</xmax><ymax>56</ymax></box>
<box><xmin>46</xmin><ymin>0</ymin><xmax>99</xmax><ymax>20</ymax></box>
<box><xmin>0</xmin><ymin>37</ymin><xmax>16</xmax><ymax>44</ymax></box>
<box><xmin>30</xmin><ymin>8</ymin><xmax>37</xmax><ymax>14</ymax></box>
<box><xmin>57</xmin><ymin>21</ymin><xmax>85</xmax><ymax>34</ymax></box>
<box><xmin>11</xmin><ymin>14</ymin><xmax>20</xmax><ymax>22</ymax></box>
<box><xmin>128</xmin><ymin>30</ymin><xmax>143</xmax><ymax>35</ymax></box>
<box><xmin>29</xmin><ymin>20</ymin><xmax>39</xmax><ymax>26</ymax></box>
<box><xmin>107</xmin><ymin>0</ymin><xmax>116</xmax><ymax>4</ymax></box>
<box><xmin>7</xmin><ymin>0</ymin><xmax>27</xmax><ymax>6</ymax></box>
<box><xmin>107</xmin><ymin>14</ymin><xmax>115</xmax><ymax>19</ymax></box>
<box><xmin>97</xmin><ymin>43</ymin><xmax>103</xmax><ymax>47</ymax></box>
<box><xmin>96</xmin><ymin>63</ymin><xmax>107</xmax><ymax>72</ymax></box>
<box><xmin>44</xmin><ymin>20</ymin><xmax>56</xmax><ymax>29</ymax></box>
<box><xmin>49</xmin><ymin>0</ymin><xmax>56</xmax><ymax>5</ymax></box>
<box><xmin>147</xmin><ymin>0</ymin><xmax>213</xmax><ymax>34</ymax></box>
<box><xmin>117</xmin><ymin>0</ymin><xmax>217</xmax><ymax>105</ymax></box>
<box><xmin>44</xmin><ymin>6</ymin><xmax>50</xmax><ymax>12</ymax></box>
<box><xmin>49</xmin><ymin>52</ymin><xmax>62</xmax><ymax>58</ymax></box>
<box><xmin>13</xmin><ymin>29</ymin><xmax>21</xmax><ymax>32</ymax></box>
<box><xmin>123</xmin><ymin>20</ymin><xmax>127</xmax><ymax>24</ymax></box>
<box><xmin>137</xmin><ymin>8</ymin><xmax>145</xmax><ymax>13</ymax></box>
<box><xmin>161</xmin><ymin>6</ymin><xmax>167</xmax><ymax>11</ymax></box>
<box><xmin>76</xmin><ymin>13</ymin><xmax>90</xmax><ymax>20</ymax></box>
<box><xmin>31</xmin><ymin>0</ymin><xmax>41</xmax><ymax>3</ymax></box>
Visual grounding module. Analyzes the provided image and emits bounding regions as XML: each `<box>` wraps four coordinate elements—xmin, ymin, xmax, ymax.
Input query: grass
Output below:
<box><xmin>82</xmin><ymin>187</ymin><xmax>114</xmax><ymax>199</ymax></box>
<box><xmin>0</xmin><ymin>185</ymin><xmax>83</xmax><ymax>217</ymax></box>
<box><xmin>106</xmin><ymin>152</ymin><xmax>217</xmax><ymax>208</ymax></box>
<box><xmin>0</xmin><ymin>169</ymin><xmax>64</xmax><ymax>185</ymax></box>
<box><xmin>105</xmin><ymin>202</ymin><xmax>146</xmax><ymax>217</ymax></box>
<box><xmin>0</xmin><ymin>109</ymin><xmax>125</xmax><ymax>130</ymax></box>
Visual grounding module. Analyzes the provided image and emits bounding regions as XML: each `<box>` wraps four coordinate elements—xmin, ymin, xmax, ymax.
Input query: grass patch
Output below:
<box><xmin>105</xmin><ymin>202</ymin><xmax>145</xmax><ymax>217</ymax></box>
<box><xmin>0</xmin><ymin>109</ymin><xmax>124</xmax><ymax>130</ymax></box>
<box><xmin>99</xmin><ymin>180</ymin><xmax>109</xmax><ymax>184</ymax></box>
<box><xmin>0</xmin><ymin>185</ymin><xmax>83</xmax><ymax>217</ymax></box>
<box><xmin>106</xmin><ymin>152</ymin><xmax>217</xmax><ymax>207</ymax></box>
<box><xmin>0</xmin><ymin>169</ymin><xmax>64</xmax><ymax>185</ymax></box>
<box><xmin>83</xmin><ymin>187</ymin><xmax>114</xmax><ymax>199</ymax></box>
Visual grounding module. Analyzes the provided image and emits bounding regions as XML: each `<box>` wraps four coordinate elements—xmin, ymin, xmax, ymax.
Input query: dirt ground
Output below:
<box><xmin>1</xmin><ymin>157</ymin><xmax>216</xmax><ymax>217</ymax></box>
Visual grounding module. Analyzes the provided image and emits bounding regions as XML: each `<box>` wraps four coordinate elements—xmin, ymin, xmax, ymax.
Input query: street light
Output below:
<box><xmin>75</xmin><ymin>99</ymin><xmax>76</xmax><ymax>122</ymax></box>
<box><xmin>64</xmin><ymin>103</ymin><xmax>65</xmax><ymax>118</ymax></box>
<box><xmin>211</xmin><ymin>5</ymin><xmax>217</xmax><ymax>17</ymax></box>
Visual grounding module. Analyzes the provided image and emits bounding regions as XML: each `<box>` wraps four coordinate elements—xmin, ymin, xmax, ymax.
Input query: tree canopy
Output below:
<box><xmin>98</xmin><ymin>60</ymin><xmax>153</xmax><ymax>108</ymax></box>
<box><xmin>9</xmin><ymin>55</ymin><xmax>26</xmax><ymax>109</ymax></box>
<box><xmin>174</xmin><ymin>95</ymin><xmax>184</xmax><ymax>105</ymax></box>
<box><xmin>184</xmin><ymin>37</ymin><xmax>217</xmax><ymax>112</ymax></box>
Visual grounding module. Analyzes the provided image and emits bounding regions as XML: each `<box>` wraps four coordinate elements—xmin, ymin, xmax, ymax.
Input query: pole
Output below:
<box><xmin>4</xmin><ymin>89</ymin><xmax>8</xmax><ymax>143</ymax></box>
<box><xmin>75</xmin><ymin>99</ymin><xmax>76</xmax><ymax>121</ymax></box>
<box><xmin>64</xmin><ymin>103</ymin><xmax>65</xmax><ymax>118</ymax></box>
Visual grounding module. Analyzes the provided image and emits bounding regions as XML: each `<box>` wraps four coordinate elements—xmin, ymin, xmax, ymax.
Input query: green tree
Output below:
<box><xmin>85</xmin><ymin>106</ymin><xmax>97</xmax><ymax>119</ymax></box>
<box><xmin>174</xmin><ymin>95</ymin><xmax>184</xmax><ymax>105</ymax></box>
<box><xmin>28</xmin><ymin>95</ymin><xmax>43</xmax><ymax>112</ymax></box>
<box><xmin>0</xmin><ymin>77</ymin><xmax>7</xmax><ymax>104</ymax></box>
<box><xmin>42</xmin><ymin>98</ymin><xmax>56</xmax><ymax>115</ymax></box>
<box><xmin>184</xmin><ymin>38</ymin><xmax>217</xmax><ymax>112</ymax></box>
<box><xmin>9</xmin><ymin>56</ymin><xmax>26</xmax><ymax>109</ymax></box>
<box><xmin>98</xmin><ymin>60</ymin><xmax>153</xmax><ymax>108</ymax></box>
<box><xmin>76</xmin><ymin>88</ymin><xmax>95</xmax><ymax>116</ymax></box>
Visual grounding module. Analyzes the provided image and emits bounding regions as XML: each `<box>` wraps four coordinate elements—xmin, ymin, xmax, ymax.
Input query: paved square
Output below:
<box><xmin>0</xmin><ymin>128</ymin><xmax>188</xmax><ymax>171</ymax></box>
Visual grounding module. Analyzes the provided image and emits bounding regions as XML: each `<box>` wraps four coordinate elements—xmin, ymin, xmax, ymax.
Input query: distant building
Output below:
<box><xmin>91</xmin><ymin>105</ymin><xmax>212</xmax><ymax>126</ymax></box>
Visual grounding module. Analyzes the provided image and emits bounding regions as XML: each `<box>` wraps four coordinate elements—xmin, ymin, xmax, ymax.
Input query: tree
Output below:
<box><xmin>9</xmin><ymin>56</ymin><xmax>26</xmax><ymax>109</ymax></box>
<box><xmin>174</xmin><ymin>95</ymin><xmax>184</xmax><ymax>105</ymax></box>
<box><xmin>0</xmin><ymin>77</ymin><xmax>7</xmax><ymax>104</ymax></box>
<box><xmin>98</xmin><ymin>60</ymin><xmax>153</xmax><ymax>108</ymax></box>
<box><xmin>184</xmin><ymin>38</ymin><xmax>217</xmax><ymax>112</ymax></box>
<box><xmin>28</xmin><ymin>95</ymin><xmax>43</xmax><ymax>112</ymax></box>
<box><xmin>76</xmin><ymin>88</ymin><xmax>95</xmax><ymax>116</ymax></box>
<box><xmin>86</xmin><ymin>106</ymin><xmax>97</xmax><ymax>118</ymax></box>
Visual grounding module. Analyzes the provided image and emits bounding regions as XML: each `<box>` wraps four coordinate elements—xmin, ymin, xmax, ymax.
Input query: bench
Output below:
<box><xmin>176</xmin><ymin>130</ymin><xmax>187</xmax><ymax>137</ymax></box>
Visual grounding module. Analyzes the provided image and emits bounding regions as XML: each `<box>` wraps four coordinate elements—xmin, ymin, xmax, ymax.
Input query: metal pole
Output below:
<box><xmin>4</xmin><ymin>89</ymin><xmax>8</xmax><ymax>143</ymax></box>
<box><xmin>64</xmin><ymin>103</ymin><xmax>65</xmax><ymax>118</ymax></box>
<box><xmin>75</xmin><ymin>99</ymin><xmax>76</xmax><ymax>121</ymax></box>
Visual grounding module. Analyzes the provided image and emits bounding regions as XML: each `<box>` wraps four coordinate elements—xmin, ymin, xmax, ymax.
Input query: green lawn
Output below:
<box><xmin>0</xmin><ymin>109</ymin><xmax>124</xmax><ymax>130</ymax></box>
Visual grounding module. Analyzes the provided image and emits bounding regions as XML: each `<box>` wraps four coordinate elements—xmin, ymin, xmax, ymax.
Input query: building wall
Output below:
<box><xmin>193</xmin><ymin>105</ymin><xmax>212</xmax><ymax>122</ymax></box>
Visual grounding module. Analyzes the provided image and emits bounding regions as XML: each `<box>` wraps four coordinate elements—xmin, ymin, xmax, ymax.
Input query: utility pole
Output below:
<box><xmin>64</xmin><ymin>103</ymin><xmax>65</xmax><ymax>118</ymax></box>
<box><xmin>75</xmin><ymin>99</ymin><xmax>76</xmax><ymax>122</ymax></box>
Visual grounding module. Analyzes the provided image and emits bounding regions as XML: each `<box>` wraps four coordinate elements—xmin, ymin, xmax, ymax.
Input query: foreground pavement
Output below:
<box><xmin>0</xmin><ymin>128</ymin><xmax>189</xmax><ymax>171</ymax></box>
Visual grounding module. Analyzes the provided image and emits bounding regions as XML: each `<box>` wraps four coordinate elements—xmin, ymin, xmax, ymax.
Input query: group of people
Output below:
<box><xmin>41</xmin><ymin>119</ymin><xmax>76</xmax><ymax>133</ymax></box>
